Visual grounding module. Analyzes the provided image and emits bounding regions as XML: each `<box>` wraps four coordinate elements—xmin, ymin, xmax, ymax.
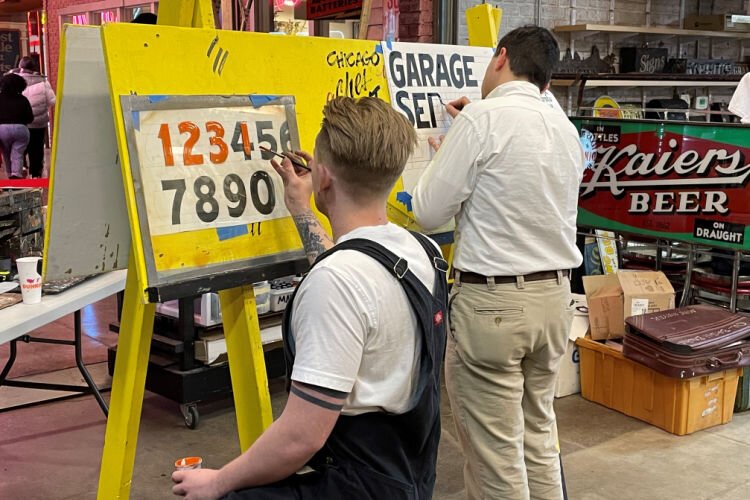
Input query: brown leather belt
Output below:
<box><xmin>457</xmin><ymin>270</ymin><xmax>569</xmax><ymax>285</ymax></box>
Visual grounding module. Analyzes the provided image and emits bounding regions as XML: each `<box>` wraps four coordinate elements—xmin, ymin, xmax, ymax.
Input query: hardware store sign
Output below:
<box><xmin>574</xmin><ymin>118</ymin><xmax>750</xmax><ymax>249</ymax></box>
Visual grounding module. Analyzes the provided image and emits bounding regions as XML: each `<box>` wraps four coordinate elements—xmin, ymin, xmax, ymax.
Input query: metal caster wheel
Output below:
<box><xmin>180</xmin><ymin>403</ymin><xmax>200</xmax><ymax>430</ymax></box>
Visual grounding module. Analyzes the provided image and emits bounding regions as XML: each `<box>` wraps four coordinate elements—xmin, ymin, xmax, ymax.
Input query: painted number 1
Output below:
<box><xmin>157</xmin><ymin>120</ymin><xmax>292</xmax><ymax>167</ymax></box>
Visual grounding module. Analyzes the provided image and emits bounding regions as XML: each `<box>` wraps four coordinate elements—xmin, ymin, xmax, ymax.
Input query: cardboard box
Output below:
<box><xmin>684</xmin><ymin>14</ymin><xmax>750</xmax><ymax>32</ymax></box>
<box><xmin>555</xmin><ymin>294</ymin><xmax>589</xmax><ymax>398</ymax></box>
<box><xmin>583</xmin><ymin>271</ymin><xmax>675</xmax><ymax>340</ymax></box>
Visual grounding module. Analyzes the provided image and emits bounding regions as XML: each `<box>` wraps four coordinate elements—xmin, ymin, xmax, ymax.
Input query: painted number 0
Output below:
<box><xmin>162</xmin><ymin>173</ymin><xmax>276</xmax><ymax>225</ymax></box>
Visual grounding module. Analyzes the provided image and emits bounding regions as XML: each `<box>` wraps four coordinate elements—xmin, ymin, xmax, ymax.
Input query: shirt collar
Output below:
<box><xmin>486</xmin><ymin>80</ymin><xmax>542</xmax><ymax>100</ymax></box>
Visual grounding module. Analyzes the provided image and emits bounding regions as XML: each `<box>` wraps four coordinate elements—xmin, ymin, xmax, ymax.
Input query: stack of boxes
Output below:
<box><xmin>575</xmin><ymin>271</ymin><xmax>743</xmax><ymax>435</ymax></box>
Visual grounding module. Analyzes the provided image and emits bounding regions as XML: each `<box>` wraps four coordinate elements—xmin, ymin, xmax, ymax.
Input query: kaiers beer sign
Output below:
<box><xmin>573</xmin><ymin>118</ymin><xmax>750</xmax><ymax>249</ymax></box>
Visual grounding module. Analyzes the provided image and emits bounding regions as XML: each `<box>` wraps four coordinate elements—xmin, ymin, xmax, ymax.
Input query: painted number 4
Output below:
<box><xmin>157</xmin><ymin>120</ymin><xmax>292</xmax><ymax>166</ymax></box>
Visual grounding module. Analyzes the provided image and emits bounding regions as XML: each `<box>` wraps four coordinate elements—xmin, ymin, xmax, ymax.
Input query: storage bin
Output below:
<box><xmin>577</xmin><ymin>336</ymin><xmax>741</xmax><ymax>435</ymax></box>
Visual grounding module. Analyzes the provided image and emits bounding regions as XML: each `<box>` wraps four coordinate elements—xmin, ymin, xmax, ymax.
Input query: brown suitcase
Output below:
<box><xmin>624</xmin><ymin>305</ymin><xmax>750</xmax><ymax>378</ymax></box>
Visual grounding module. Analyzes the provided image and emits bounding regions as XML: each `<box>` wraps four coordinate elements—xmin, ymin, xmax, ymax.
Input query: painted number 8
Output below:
<box><xmin>162</xmin><ymin>172</ymin><xmax>277</xmax><ymax>226</ymax></box>
<box><xmin>195</xmin><ymin>176</ymin><xmax>220</xmax><ymax>222</ymax></box>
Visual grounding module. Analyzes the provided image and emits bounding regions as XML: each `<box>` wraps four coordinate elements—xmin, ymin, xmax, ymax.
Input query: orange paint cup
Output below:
<box><xmin>174</xmin><ymin>456</ymin><xmax>203</xmax><ymax>471</ymax></box>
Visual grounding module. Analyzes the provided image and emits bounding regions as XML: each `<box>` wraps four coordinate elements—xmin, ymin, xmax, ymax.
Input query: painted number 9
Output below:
<box><xmin>161</xmin><ymin>172</ymin><xmax>276</xmax><ymax>226</ymax></box>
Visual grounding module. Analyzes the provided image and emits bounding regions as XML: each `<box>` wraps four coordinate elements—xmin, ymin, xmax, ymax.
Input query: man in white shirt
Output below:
<box><xmin>172</xmin><ymin>97</ymin><xmax>449</xmax><ymax>499</ymax></box>
<box><xmin>413</xmin><ymin>26</ymin><xmax>584</xmax><ymax>500</ymax></box>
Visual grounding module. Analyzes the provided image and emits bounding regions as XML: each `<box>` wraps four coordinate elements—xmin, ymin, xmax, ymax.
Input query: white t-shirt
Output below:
<box><xmin>290</xmin><ymin>223</ymin><xmax>440</xmax><ymax>416</ymax></box>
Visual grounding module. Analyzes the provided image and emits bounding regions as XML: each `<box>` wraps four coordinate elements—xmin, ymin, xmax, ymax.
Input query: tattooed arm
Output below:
<box><xmin>292</xmin><ymin>210</ymin><xmax>334</xmax><ymax>264</ymax></box>
<box><xmin>270</xmin><ymin>151</ymin><xmax>334</xmax><ymax>264</ymax></box>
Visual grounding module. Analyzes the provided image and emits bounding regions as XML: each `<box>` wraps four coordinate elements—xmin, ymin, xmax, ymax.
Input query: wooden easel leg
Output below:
<box><xmin>218</xmin><ymin>286</ymin><xmax>273</xmax><ymax>452</ymax></box>
<box><xmin>97</xmin><ymin>252</ymin><xmax>156</xmax><ymax>499</ymax></box>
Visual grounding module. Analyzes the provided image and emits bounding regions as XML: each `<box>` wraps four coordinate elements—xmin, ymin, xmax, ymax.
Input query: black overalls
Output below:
<box><xmin>224</xmin><ymin>232</ymin><xmax>448</xmax><ymax>499</ymax></box>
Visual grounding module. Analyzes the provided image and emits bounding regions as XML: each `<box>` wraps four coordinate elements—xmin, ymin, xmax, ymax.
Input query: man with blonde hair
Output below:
<box><xmin>173</xmin><ymin>97</ymin><xmax>449</xmax><ymax>499</ymax></box>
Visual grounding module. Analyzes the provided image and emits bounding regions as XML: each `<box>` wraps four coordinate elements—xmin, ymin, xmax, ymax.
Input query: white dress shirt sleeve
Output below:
<box><xmin>729</xmin><ymin>73</ymin><xmax>750</xmax><ymax>124</ymax></box>
<box><xmin>412</xmin><ymin>113</ymin><xmax>484</xmax><ymax>230</ymax></box>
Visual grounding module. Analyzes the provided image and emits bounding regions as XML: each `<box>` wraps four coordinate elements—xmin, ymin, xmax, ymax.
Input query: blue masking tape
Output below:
<box><xmin>148</xmin><ymin>95</ymin><xmax>169</xmax><ymax>103</ymax></box>
<box><xmin>217</xmin><ymin>225</ymin><xmax>249</xmax><ymax>241</ymax></box>
<box><xmin>132</xmin><ymin>111</ymin><xmax>140</xmax><ymax>131</ymax></box>
<box><xmin>396</xmin><ymin>191</ymin><xmax>413</xmax><ymax>212</ymax></box>
<box><xmin>386</xmin><ymin>39</ymin><xmax>393</xmax><ymax>51</ymax></box>
<box><xmin>375</xmin><ymin>44</ymin><xmax>383</xmax><ymax>54</ymax></box>
<box><xmin>249</xmin><ymin>95</ymin><xmax>279</xmax><ymax>107</ymax></box>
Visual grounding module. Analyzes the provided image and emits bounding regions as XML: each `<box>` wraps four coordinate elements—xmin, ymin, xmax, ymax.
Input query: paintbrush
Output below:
<box><xmin>259</xmin><ymin>145</ymin><xmax>310</xmax><ymax>172</ymax></box>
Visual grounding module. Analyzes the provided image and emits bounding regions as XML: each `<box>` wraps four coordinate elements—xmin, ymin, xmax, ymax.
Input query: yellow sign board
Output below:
<box><xmin>121</xmin><ymin>95</ymin><xmax>303</xmax><ymax>290</ymax></box>
<box><xmin>100</xmin><ymin>23</ymin><xmax>389</xmax><ymax>297</ymax></box>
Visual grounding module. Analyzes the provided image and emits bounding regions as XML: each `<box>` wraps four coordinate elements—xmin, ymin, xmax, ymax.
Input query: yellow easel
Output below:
<box><xmin>98</xmin><ymin>2</ymin><xmax>272</xmax><ymax>497</ymax></box>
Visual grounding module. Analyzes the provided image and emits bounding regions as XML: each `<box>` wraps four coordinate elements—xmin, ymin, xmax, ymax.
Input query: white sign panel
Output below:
<box><xmin>132</xmin><ymin>105</ymin><xmax>292</xmax><ymax>236</ymax></box>
<box><xmin>383</xmin><ymin>42</ymin><xmax>494</xmax><ymax>194</ymax></box>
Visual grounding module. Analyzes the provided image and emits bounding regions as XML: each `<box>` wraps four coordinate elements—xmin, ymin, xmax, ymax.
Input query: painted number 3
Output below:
<box><xmin>157</xmin><ymin>120</ymin><xmax>292</xmax><ymax>166</ymax></box>
<box><xmin>156</xmin><ymin>118</ymin><xmax>288</xmax><ymax>226</ymax></box>
<box><xmin>161</xmin><ymin>172</ymin><xmax>276</xmax><ymax>225</ymax></box>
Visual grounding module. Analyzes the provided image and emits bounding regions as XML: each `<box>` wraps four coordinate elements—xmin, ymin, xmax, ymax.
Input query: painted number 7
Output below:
<box><xmin>161</xmin><ymin>179</ymin><xmax>186</xmax><ymax>225</ymax></box>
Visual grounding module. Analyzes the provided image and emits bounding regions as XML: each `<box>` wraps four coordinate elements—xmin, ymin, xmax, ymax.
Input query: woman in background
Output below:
<box><xmin>10</xmin><ymin>56</ymin><xmax>56</xmax><ymax>178</ymax></box>
<box><xmin>0</xmin><ymin>73</ymin><xmax>33</xmax><ymax>179</ymax></box>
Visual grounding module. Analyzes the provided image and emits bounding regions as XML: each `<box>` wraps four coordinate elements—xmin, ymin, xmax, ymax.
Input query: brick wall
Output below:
<box><xmin>364</xmin><ymin>0</ymin><xmax>385</xmax><ymax>39</ymax></box>
<box><xmin>400</xmin><ymin>0</ymin><xmax>433</xmax><ymax>42</ymax></box>
<box><xmin>46</xmin><ymin>0</ymin><xmax>96</xmax><ymax>91</ymax></box>
<box><xmin>458</xmin><ymin>0</ymin><xmax>747</xmax><ymax>109</ymax></box>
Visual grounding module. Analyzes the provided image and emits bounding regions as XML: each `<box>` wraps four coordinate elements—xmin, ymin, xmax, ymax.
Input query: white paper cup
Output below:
<box><xmin>16</xmin><ymin>256</ymin><xmax>42</xmax><ymax>305</ymax></box>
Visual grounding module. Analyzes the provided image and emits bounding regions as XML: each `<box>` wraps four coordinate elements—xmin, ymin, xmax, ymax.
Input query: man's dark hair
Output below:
<box><xmin>0</xmin><ymin>73</ymin><xmax>27</xmax><ymax>94</ymax></box>
<box><xmin>495</xmin><ymin>26</ymin><xmax>560</xmax><ymax>91</ymax></box>
<box><xmin>19</xmin><ymin>55</ymin><xmax>39</xmax><ymax>72</ymax></box>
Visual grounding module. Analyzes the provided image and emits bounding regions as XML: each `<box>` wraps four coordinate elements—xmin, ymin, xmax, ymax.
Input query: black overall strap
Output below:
<box><xmin>319</xmin><ymin>235</ymin><xmax>447</xmax><ymax>394</ymax></box>
<box><xmin>283</xmin><ymin>232</ymin><xmax>448</xmax><ymax>390</ymax></box>
<box><xmin>315</xmin><ymin>231</ymin><xmax>447</xmax><ymax>282</ymax></box>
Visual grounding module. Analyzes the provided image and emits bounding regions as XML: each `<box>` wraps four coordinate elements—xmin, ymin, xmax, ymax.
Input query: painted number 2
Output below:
<box><xmin>161</xmin><ymin>172</ymin><xmax>276</xmax><ymax>225</ymax></box>
<box><xmin>157</xmin><ymin>120</ymin><xmax>292</xmax><ymax>167</ymax></box>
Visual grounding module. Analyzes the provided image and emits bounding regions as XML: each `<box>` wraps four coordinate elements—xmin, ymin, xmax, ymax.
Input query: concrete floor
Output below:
<box><xmin>2</xmin><ymin>300</ymin><xmax>750</xmax><ymax>499</ymax></box>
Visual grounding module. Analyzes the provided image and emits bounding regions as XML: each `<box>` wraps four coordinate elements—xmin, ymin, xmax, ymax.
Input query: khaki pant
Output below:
<box><xmin>446</xmin><ymin>273</ymin><xmax>573</xmax><ymax>500</ymax></box>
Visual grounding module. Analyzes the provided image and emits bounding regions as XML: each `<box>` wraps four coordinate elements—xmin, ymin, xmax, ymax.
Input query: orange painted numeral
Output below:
<box><xmin>178</xmin><ymin>121</ymin><xmax>204</xmax><ymax>166</ymax></box>
<box><xmin>157</xmin><ymin>123</ymin><xmax>174</xmax><ymax>167</ymax></box>
<box><xmin>206</xmin><ymin>121</ymin><xmax>229</xmax><ymax>164</ymax></box>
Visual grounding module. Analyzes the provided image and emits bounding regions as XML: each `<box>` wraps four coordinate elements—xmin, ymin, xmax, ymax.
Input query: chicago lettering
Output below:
<box><xmin>326</xmin><ymin>49</ymin><xmax>381</xmax><ymax>69</ymax></box>
<box><xmin>326</xmin><ymin>50</ymin><xmax>381</xmax><ymax>101</ymax></box>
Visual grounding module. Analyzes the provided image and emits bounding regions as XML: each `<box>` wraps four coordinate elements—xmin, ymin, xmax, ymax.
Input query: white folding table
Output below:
<box><xmin>0</xmin><ymin>270</ymin><xmax>127</xmax><ymax>414</ymax></box>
